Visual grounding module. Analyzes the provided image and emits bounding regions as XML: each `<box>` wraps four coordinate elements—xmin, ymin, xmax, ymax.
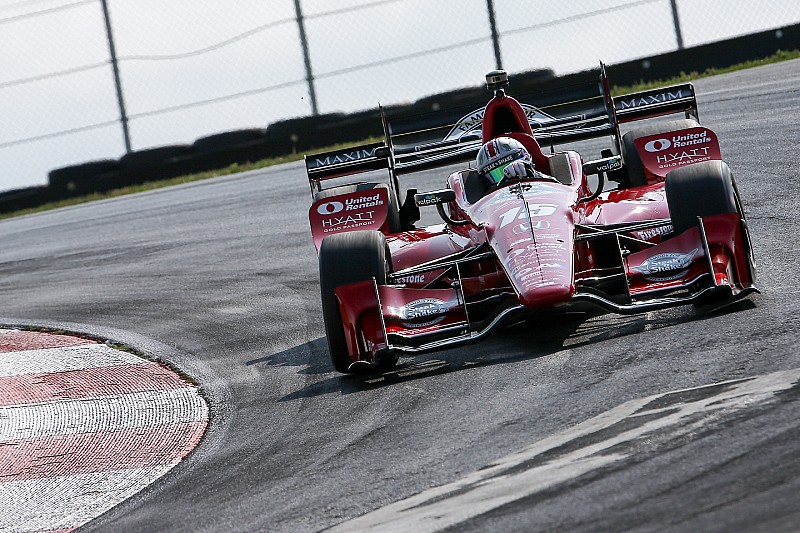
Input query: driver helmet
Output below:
<box><xmin>476</xmin><ymin>137</ymin><xmax>531</xmax><ymax>187</ymax></box>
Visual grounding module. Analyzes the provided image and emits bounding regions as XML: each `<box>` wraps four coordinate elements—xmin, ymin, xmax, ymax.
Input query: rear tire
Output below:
<box><xmin>319</xmin><ymin>230</ymin><xmax>391</xmax><ymax>373</ymax></box>
<box><xmin>665</xmin><ymin>160</ymin><xmax>739</xmax><ymax>234</ymax></box>
<box><xmin>314</xmin><ymin>182</ymin><xmax>401</xmax><ymax>234</ymax></box>
<box><xmin>618</xmin><ymin>118</ymin><xmax>700</xmax><ymax>187</ymax></box>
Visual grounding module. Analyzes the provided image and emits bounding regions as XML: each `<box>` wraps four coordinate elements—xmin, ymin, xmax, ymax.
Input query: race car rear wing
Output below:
<box><xmin>305</xmin><ymin>142</ymin><xmax>388</xmax><ymax>183</ymax></box>
<box><xmin>614</xmin><ymin>83</ymin><xmax>699</xmax><ymax>123</ymax></box>
<box><xmin>305</xmin><ymin>63</ymin><xmax>700</xmax><ymax>193</ymax></box>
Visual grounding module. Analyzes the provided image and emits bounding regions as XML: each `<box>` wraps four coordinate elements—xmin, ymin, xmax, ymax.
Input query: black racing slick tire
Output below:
<box><xmin>319</xmin><ymin>230</ymin><xmax>391</xmax><ymax>373</ymax></box>
<box><xmin>314</xmin><ymin>182</ymin><xmax>402</xmax><ymax>234</ymax></box>
<box><xmin>619</xmin><ymin>118</ymin><xmax>700</xmax><ymax>188</ymax></box>
<box><xmin>665</xmin><ymin>160</ymin><xmax>740</xmax><ymax>235</ymax></box>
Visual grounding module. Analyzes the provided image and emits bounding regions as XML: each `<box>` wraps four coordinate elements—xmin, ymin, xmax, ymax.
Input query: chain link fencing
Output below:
<box><xmin>1</xmin><ymin>0</ymin><xmax>798</xmax><ymax>192</ymax></box>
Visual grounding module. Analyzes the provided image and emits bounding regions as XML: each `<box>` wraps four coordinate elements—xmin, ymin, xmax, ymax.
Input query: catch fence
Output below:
<box><xmin>1</xmin><ymin>0</ymin><xmax>798</xmax><ymax>191</ymax></box>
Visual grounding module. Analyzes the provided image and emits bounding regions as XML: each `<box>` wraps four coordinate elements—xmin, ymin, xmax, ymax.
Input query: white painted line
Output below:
<box><xmin>0</xmin><ymin>343</ymin><xmax>145</xmax><ymax>377</ymax></box>
<box><xmin>330</xmin><ymin>369</ymin><xmax>800</xmax><ymax>532</ymax></box>
<box><xmin>0</xmin><ymin>465</ymin><xmax>174</xmax><ymax>533</ymax></box>
<box><xmin>0</xmin><ymin>388</ymin><xmax>208</xmax><ymax>442</ymax></box>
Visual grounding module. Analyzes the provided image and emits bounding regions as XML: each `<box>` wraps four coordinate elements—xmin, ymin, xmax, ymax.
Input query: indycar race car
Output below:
<box><xmin>306</xmin><ymin>65</ymin><xmax>757</xmax><ymax>373</ymax></box>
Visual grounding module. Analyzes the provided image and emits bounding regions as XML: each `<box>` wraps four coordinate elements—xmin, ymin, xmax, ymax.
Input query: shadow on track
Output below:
<box><xmin>246</xmin><ymin>298</ymin><xmax>757</xmax><ymax>402</ymax></box>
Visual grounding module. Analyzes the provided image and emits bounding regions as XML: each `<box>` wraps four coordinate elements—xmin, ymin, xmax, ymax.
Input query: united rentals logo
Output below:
<box><xmin>345</xmin><ymin>194</ymin><xmax>383</xmax><ymax>211</ymax></box>
<box><xmin>644</xmin><ymin>130</ymin><xmax>711</xmax><ymax>153</ymax></box>
<box><xmin>636</xmin><ymin>127</ymin><xmax>721</xmax><ymax>175</ymax></box>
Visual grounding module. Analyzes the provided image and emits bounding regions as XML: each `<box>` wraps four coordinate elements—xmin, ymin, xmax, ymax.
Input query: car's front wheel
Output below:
<box><xmin>665</xmin><ymin>160</ymin><xmax>740</xmax><ymax>234</ymax></box>
<box><xmin>665</xmin><ymin>160</ymin><xmax>754</xmax><ymax>302</ymax></box>
<box><xmin>318</xmin><ymin>230</ymin><xmax>392</xmax><ymax>373</ymax></box>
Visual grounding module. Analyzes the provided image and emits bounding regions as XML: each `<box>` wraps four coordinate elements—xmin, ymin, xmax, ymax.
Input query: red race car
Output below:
<box><xmin>306</xmin><ymin>65</ymin><xmax>757</xmax><ymax>373</ymax></box>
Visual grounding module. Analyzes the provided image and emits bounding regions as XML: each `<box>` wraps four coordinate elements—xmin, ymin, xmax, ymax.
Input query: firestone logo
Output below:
<box><xmin>395</xmin><ymin>274</ymin><xmax>426</xmax><ymax>284</ymax></box>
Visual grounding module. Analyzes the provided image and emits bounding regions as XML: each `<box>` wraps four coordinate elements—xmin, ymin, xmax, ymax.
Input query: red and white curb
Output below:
<box><xmin>0</xmin><ymin>329</ymin><xmax>209</xmax><ymax>533</ymax></box>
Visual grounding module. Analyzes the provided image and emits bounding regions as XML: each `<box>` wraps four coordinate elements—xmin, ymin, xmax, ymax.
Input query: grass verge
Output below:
<box><xmin>612</xmin><ymin>49</ymin><xmax>800</xmax><ymax>94</ymax></box>
<box><xmin>3</xmin><ymin>49</ymin><xmax>798</xmax><ymax>221</ymax></box>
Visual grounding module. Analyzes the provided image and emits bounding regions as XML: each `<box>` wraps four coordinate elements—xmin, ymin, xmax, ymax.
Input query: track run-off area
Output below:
<box><xmin>1</xmin><ymin>60</ymin><xmax>799</xmax><ymax>531</ymax></box>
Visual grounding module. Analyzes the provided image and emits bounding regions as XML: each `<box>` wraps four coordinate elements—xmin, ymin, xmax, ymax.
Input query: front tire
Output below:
<box><xmin>319</xmin><ymin>230</ymin><xmax>390</xmax><ymax>373</ymax></box>
<box><xmin>665</xmin><ymin>160</ymin><xmax>739</xmax><ymax>234</ymax></box>
<box><xmin>666</xmin><ymin>160</ymin><xmax>753</xmax><ymax>303</ymax></box>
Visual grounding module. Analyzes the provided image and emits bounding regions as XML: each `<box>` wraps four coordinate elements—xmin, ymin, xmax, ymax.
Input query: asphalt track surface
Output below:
<box><xmin>1</xmin><ymin>60</ymin><xmax>799</xmax><ymax>532</ymax></box>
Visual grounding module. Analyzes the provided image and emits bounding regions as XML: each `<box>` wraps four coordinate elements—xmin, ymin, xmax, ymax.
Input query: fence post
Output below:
<box><xmin>100</xmin><ymin>0</ymin><xmax>131</xmax><ymax>153</ymax></box>
<box><xmin>670</xmin><ymin>0</ymin><xmax>684</xmax><ymax>49</ymax></box>
<box><xmin>294</xmin><ymin>0</ymin><xmax>319</xmax><ymax>116</ymax></box>
<box><xmin>486</xmin><ymin>0</ymin><xmax>503</xmax><ymax>69</ymax></box>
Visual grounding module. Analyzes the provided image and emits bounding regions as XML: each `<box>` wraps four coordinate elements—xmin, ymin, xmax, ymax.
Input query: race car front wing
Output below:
<box><xmin>334</xmin><ymin>213</ymin><xmax>758</xmax><ymax>371</ymax></box>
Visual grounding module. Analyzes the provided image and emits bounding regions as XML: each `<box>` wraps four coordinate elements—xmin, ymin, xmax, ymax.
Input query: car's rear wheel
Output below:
<box><xmin>319</xmin><ymin>230</ymin><xmax>392</xmax><ymax>373</ymax></box>
<box><xmin>616</xmin><ymin>118</ymin><xmax>700</xmax><ymax>188</ymax></box>
<box><xmin>313</xmin><ymin>182</ymin><xmax>402</xmax><ymax>234</ymax></box>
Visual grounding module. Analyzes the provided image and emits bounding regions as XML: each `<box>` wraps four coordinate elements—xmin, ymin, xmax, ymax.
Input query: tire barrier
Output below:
<box><xmin>192</xmin><ymin>129</ymin><xmax>268</xmax><ymax>154</ymax></box>
<box><xmin>0</xmin><ymin>186</ymin><xmax>55</xmax><ymax>214</ymax></box>
<box><xmin>118</xmin><ymin>144</ymin><xmax>194</xmax><ymax>170</ymax></box>
<box><xmin>47</xmin><ymin>160</ymin><xmax>120</xmax><ymax>197</ymax></box>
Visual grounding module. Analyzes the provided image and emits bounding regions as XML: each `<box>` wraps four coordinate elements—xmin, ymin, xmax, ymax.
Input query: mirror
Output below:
<box><xmin>415</xmin><ymin>189</ymin><xmax>456</xmax><ymax>207</ymax></box>
<box><xmin>582</xmin><ymin>154</ymin><xmax>622</xmax><ymax>176</ymax></box>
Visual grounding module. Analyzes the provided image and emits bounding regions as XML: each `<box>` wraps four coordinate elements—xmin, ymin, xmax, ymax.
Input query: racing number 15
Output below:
<box><xmin>499</xmin><ymin>204</ymin><xmax>558</xmax><ymax>228</ymax></box>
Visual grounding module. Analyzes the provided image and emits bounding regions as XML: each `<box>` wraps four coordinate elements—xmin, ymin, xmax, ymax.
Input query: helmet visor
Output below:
<box><xmin>485</xmin><ymin>164</ymin><xmax>508</xmax><ymax>185</ymax></box>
